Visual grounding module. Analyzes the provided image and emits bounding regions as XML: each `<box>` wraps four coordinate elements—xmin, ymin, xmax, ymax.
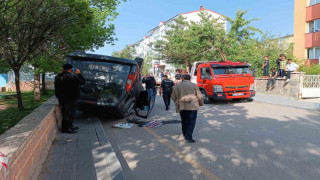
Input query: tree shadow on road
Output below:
<box><xmin>99</xmin><ymin>97</ymin><xmax>320</xmax><ymax>180</ymax></box>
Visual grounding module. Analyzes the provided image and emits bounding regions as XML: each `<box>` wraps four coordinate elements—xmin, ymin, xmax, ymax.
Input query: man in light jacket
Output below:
<box><xmin>171</xmin><ymin>74</ymin><xmax>204</xmax><ymax>143</ymax></box>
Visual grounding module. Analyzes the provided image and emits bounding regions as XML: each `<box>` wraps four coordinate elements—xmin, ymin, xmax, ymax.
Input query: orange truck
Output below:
<box><xmin>190</xmin><ymin>61</ymin><xmax>255</xmax><ymax>103</ymax></box>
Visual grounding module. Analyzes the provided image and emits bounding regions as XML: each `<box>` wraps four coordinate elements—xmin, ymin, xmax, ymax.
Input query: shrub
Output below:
<box><xmin>299</xmin><ymin>64</ymin><xmax>320</xmax><ymax>75</ymax></box>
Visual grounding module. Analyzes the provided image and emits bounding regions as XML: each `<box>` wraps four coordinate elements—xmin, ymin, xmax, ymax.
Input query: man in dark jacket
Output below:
<box><xmin>159</xmin><ymin>75</ymin><xmax>174</xmax><ymax>110</ymax></box>
<box><xmin>142</xmin><ymin>74</ymin><xmax>156</xmax><ymax>93</ymax></box>
<box><xmin>55</xmin><ymin>63</ymin><xmax>86</xmax><ymax>133</ymax></box>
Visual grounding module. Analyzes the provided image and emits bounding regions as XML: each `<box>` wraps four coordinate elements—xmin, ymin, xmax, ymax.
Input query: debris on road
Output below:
<box><xmin>143</xmin><ymin>120</ymin><xmax>163</xmax><ymax>128</ymax></box>
<box><xmin>112</xmin><ymin>123</ymin><xmax>133</xmax><ymax>129</ymax></box>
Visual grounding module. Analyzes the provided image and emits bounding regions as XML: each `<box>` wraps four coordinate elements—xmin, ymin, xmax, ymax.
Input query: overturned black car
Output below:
<box><xmin>66</xmin><ymin>52</ymin><xmax>153</xmax><ymax>118</ymax></box>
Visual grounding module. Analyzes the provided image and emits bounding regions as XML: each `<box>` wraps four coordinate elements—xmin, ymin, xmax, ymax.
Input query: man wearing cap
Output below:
<box><xmin>171</xmin><ymin>74</ymin><xmax>204</xmax><ymax>143</ymax></box>
<box><xmin>159</xmin><ymin>75</ymin><xmax>175</xmax><ymax>110</ymax></box>
<box><xmin>54</xmin><ymin>64</ymin><xmax>86</xmax><ymax>133</ymax></box>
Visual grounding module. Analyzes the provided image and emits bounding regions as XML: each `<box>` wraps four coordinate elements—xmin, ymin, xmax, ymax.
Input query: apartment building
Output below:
<box><xmin>294</xmin><ymin>0</ymin><xmax>320</xmax><ymax>65</ymax></box>
<box><xmin>132</xmin><ymin>6</ymin><xmax>226</xmax><ymax>75</ymax></box>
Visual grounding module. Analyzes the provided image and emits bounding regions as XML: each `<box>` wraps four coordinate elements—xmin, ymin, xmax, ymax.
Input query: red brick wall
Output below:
<box><xmin>0</xmin><ymin>104</ymin><xmax>61</xmax><ymax>180</ymax></box>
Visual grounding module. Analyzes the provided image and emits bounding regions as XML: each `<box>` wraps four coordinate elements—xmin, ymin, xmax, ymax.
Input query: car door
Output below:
<box><xmin>135</xmin><ymin>89</ymin><xmax>155</xmax><ymax>118</ymax></box>
<box><xmin>199</xmin><ymin>67</ymin><xmax>213</xmax><ymax>95</ymax></box>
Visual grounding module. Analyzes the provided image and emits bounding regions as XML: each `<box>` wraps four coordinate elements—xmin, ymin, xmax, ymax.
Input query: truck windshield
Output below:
<box><xmin>72</xmin><ymin>60</ymin><xmax>130</xmax><ymax>97</ymax></box>
<box><xmin>212</xmin><ymin>66</ymin><xmax>250</xmax><ymax>75</ymax></box>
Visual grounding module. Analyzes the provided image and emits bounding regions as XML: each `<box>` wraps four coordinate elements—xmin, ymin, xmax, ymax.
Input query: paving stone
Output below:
<box><xmin>39</xmin><ymin>113</ymin><xmax>125</xmax><ymax>180</ymax></box>
<box><xmin>76</xmin><ymin>141</ymin><xmax>97</xmax><ymax>180</ymax></box>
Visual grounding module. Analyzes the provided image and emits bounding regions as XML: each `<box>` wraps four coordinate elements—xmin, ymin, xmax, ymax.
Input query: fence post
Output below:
<box><xmin>298</xmin><ymin>72</ymin><xmax>305</xmax><ymax>99</ymax></box>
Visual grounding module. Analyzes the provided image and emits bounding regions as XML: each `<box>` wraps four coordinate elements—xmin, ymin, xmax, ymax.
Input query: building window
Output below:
<box><xmin>307</xmin><ymin>19</ymin><xmax>320</xmax><ymax>33</ymax></box>
<box><xmin>308</xmin><ymin>47</ymin><xmax>320</xmax><ymax>59</ymax></box>
<box><xmin>309</xmin><ymin>0</ymin><xmax>320</xmax><ymax>6</ymax></box>
<box><xmin>315</xmin><ymin>47</ymin><xmax>320</xmax><ymax>59</ymax></box>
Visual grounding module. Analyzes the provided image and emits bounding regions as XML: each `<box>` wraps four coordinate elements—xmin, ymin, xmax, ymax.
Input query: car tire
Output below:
<box><xmin>246</xmin><ymin>98</ymin><xmax>254</xmax><ymax>102</ymax></box>
<box><xmin>115</xmin><ymin>97</ymin><xmax>136</xmax><ymax>118</ymax></box>
<box><xmin>200</xmin><ymin>89</ymin><xmax>210</xmax><ymax>104</ymax></box>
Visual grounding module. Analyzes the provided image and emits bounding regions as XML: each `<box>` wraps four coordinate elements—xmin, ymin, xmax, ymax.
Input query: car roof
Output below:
<box><xmin>199</xmin><ymin>61</ymin><xmax>248</xmax><ymax>67</ymax></box>
<box><xmin>68</xmin><ymin>51</ymin><xmax>137</xmax><ymax>66</ymax></box>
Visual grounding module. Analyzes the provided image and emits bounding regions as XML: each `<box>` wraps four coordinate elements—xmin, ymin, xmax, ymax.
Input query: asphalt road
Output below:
<box><xmin>100</xmin><ymin>96</ymin><xmax>320</xmax><ymax>180</ymax></box>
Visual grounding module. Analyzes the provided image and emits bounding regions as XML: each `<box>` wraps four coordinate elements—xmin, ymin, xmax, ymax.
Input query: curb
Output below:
<box><xmin>253</xmin><ymin>95</ymin><xmax>320</xmax><ymax>112</ymax></box>
<box><xmin>92</xmin><ymin>117</ymin><xmax>126</xmax><ymax>180</ymax></box>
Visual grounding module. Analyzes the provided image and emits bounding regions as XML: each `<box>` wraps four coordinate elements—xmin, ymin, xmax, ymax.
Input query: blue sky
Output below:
<box><xmin>92</xmin><ymin>0</ymin><xmax>294</xmax><ymax>56</ymax></box>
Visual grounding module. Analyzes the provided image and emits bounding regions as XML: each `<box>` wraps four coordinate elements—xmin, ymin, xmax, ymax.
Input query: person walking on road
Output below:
<box><xmin>159</xmin><ymin>75</ymin><xmax>175</xmax><ymax>110</ymax></box>
<box><xmin>171</xmin><ymin>74</ymin><xmax>204</xmax><ymax>143</ymax></box>
<box><xmin>54</xmin><ymin>63</ymin><xmax>86</xmax><ymax>133</ymax></box>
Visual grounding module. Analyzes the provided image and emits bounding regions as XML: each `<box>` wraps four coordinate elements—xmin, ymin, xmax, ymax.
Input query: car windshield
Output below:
<box><xmin>73</xmin><ymin>60</ymin><xmax>130</xmax><ymax>99</ymax></box>
<box><xmin>212</xmin><ymin>66</ymin><xmax>250</xmax><ymax>75</ymax></box>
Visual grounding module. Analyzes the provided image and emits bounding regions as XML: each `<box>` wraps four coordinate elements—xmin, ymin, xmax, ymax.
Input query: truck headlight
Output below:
<box><xmin>213</xmin><ymin>85</ymin><xmax>223</xmax><ymax>93</ymax></box>
<box><xmin>249</xmin><ymin>84</ymin><xmax>254</xmax><ymax>91</ymax></box>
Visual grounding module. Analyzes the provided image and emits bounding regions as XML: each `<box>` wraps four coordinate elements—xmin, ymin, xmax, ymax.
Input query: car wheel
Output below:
<box><xmin>200</xmin><ymin>89</ymin><xmax>210</xmax><ymax>104</ymax></box>
<box><xmin>246</xmin><ymin>98</ymin><xmax>254</xmax><ymax>102</ymax></box>
<box><xmin>115</xmin><ymin>97</ymin><xmax>135</xmax><ymax>118</ymax></box>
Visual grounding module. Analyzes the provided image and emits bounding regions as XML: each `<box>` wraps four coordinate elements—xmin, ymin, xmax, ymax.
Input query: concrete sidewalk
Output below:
<box><xmin>39</xmin><ymin>113</ymin><xmax>125</xmax><ymax>180</ymax></box>
<box><xmin>254</xmin><ymin>94</ymin><xmax>320</xmax><ymax>111</ymax></box>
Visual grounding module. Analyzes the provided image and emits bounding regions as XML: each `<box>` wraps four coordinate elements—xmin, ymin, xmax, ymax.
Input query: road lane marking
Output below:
<box><xmin>144</xmin><ymin>127</ymin><xmax>220</xmax><ymax>180</ymax></box>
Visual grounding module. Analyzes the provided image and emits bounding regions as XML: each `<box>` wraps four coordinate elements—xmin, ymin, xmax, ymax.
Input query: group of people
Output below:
<box><xmin>55</xmin><ymin>64</ymin><xmax>203</xmax><ymax>144</ymax></box>
<box><xmin>262</xmin><ymin>54</ymin><xmax>300</xmax><ymax>88</ymax></box>
<box><xmin>160</xmin><ymin>69</ymin><xmax>189</xmax><ymax>81</ymax></box>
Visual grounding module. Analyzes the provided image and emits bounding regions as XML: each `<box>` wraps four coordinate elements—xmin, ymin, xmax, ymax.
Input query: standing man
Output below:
<box><xmin>159</xmin><ymin>75</ymin><xmax>175</xmax><ymax>110</ymax></box>
<box><xmin>171</xmin><ymin>74</ymin><xmax>204</xmax><ymax>143</ymax></box>
<box><xmin>262</xmin><ymin>56</ymin><xmax>269</xmax><ymax>78</ymax></box>
<box><xmin>278</xmin><ymin>54</ymin><xmax>287</xmax><ymax>78</ymax></box>
<box><xmin>54</xmin><ymin>63</ymin><xmax>86</xmax><ymax>133</ymax></box>
<box><xmin>285</xmin><ymin>59</ymin><xmax>299</xmax><ymax>82</ymax></box>
<box><xmin>175</xmin><ymin>70</ymin><xmax>182</xmax><ymax>80</ymax></box>
<box><xmin>165</xmin><ymin>71</ymin><xmax>171</xmax><ymax>80</ymax></box>
<box><xmin>142</xmin><ymin>74</ymin><xmax>157</xmax><ymax>97</ymax></box>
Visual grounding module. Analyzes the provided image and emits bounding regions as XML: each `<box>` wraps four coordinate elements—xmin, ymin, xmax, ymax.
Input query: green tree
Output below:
<box><xmin>0</xmin><ymin>0</ymin><xmax>124</xmax><ymax>108</ymax></box>
<box><xmin>112</xmin><ymin>45</ymin><xmax>136</xmax><ymax>59</ymax></box>
<box><xmin>153</xmin><ymin>15</ymin><xmax>194</xmax><ymax>71</ymax></box>
<box><xmin>142</xmin><ymin>53</ymin><xmax>154</xmax><ymax>75</ymax></box>
<box><xmin>154</xmin><ymin>10</ymin><xmax>294</xmax><ymax>76</ymax></box>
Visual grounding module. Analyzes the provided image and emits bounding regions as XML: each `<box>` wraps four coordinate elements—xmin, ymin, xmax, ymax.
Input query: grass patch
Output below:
<box><xmin>0</xmin><ymin>90</ymin><xmax>55</xmax><ymax>135</ymax></box>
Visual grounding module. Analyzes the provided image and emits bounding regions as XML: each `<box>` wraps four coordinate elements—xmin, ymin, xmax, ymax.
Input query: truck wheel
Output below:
<box><xmin>201</xmin><ymin>90</ymin><xmax>210</xmax><ymax>104</ymax></box>
<box><xmin>246</xmin><ymin>98</ymin><xmax>254</xmax><ymax>102</ymax></box>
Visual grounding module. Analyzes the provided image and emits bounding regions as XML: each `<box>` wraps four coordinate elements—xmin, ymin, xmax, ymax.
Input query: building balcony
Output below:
<box><xmin>306</xmin><ymin>3</ymin><xmax>320</xmax><ymax>21</ymax></box>
<box><xmin>305</xmin><ymin>31</ymin><xmax>320</xmax><ymax>48</ymax></box>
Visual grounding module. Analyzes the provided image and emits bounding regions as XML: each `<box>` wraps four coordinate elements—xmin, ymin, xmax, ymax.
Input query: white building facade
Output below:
<box><xmin>132</xmin><ymin>6</ymin><xmax>227</xmax><ymax>76</ymax></box>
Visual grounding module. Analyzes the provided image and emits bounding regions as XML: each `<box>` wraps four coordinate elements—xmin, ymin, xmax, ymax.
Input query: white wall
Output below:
<box><xmin>133</xmin><ymin>8</ymin><xmax>227</xmax><ymax>72</ymax></box>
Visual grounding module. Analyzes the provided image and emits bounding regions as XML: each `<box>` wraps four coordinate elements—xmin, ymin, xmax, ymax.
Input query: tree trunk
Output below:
<box><xmin>34</xmin><ymin>72</ymin><xmax>41</xmax><ymax>101</ymax></box>
<box><xmin>13</xmin><ymin>68</ymin><xmax>23</xmax><ymax>109</ymax></box>
<box><xmin>42</xmin><ymin>73</ymin><xmax>47</xmax><ymax>94</ymax></box>
<box><xmin>185</xmin><ymin>59</ymin><xmax>191</xmax><ymax>73</ymax></box>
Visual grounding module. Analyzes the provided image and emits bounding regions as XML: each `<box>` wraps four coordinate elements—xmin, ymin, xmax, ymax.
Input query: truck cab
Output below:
<box><xmin>190</xmin><ymin>61</ymin><xmax>255</xmax><ymax>103</ymax></box>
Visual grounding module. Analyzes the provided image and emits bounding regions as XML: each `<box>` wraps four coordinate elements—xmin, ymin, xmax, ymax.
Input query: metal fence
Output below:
<box><xmin>303</xmin><ymin>75</ymin><xmax>320</xmax><ymax>88</ymax></box>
